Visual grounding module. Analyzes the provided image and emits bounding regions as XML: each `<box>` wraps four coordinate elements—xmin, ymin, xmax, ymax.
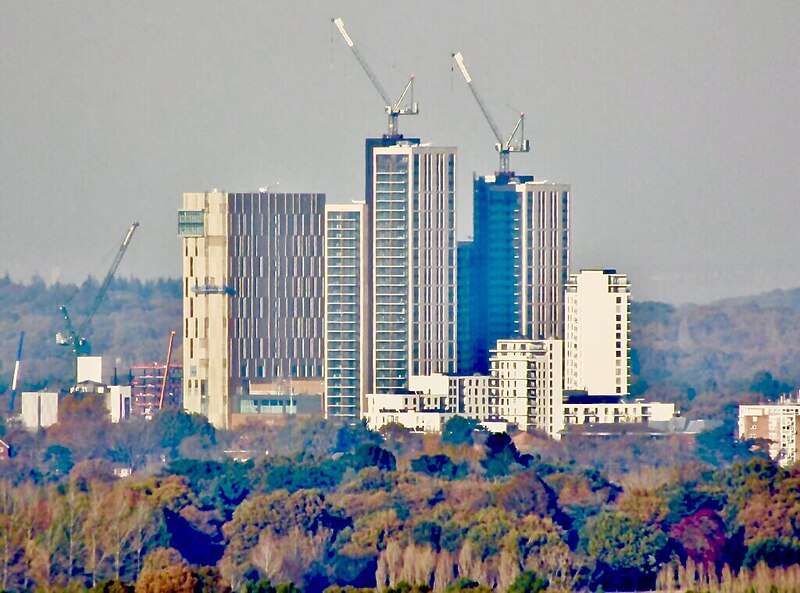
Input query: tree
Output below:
<box><xmin>749</xmin><ymin>370</ymin><xmax>794</xmax><ymax>401</ymax></box>
<box><xmin>410</xmin><ymin>455</ymin><xmax>467</xmax><ymax>480</ymax></box>
<box><xmin>442</xmin><ymin>417</ymin><xmax>481</xmax><ymax>447</ymax></box>
<box><xmin>480</xmin><ymin>433</ymin><xmax>529</xmax><ymax>478</ymax></box>
<box><xmin>135</xmin><ymin>547</ymin><xmax>197</xmax><ymax>593</ymax></box>
<box><xmin>580</xmin><ymin>511</ymin><xmax>669</xmax><ymax>591</ymax></box>
<box><xmin>507</xmin><ymin>570</ymin><xmax>548</xmax><ymax>593</ymax></box>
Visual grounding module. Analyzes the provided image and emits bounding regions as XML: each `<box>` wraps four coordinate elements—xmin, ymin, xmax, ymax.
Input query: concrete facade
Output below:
<box><xmin>371</xmin><ymin>142</ymin><xmax>457</xmax><ymax>394</ymax></box>
<box><xmin>739</xmin><ymin>400</ymin><xmax>800</xmax><ymax>467</ymax></box>
<box><xmin>21</xmin><ymin>391</ymin><xmax>59</xmax><ymax>430</ymax></box>
<box><xmin>179</xmin><ymin>190</ymin><xmax>325</xmax><ymax>429</ymax></box>
<box><xmin>565</xmin><ymin>270</ymin><xmax>630</xmax><ymax>395</ymax></box>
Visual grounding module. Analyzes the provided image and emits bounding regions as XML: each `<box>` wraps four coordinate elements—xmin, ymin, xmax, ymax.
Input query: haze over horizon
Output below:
<box><xmin>2</xmin><ymin>2</ymin><xmax>798</xmax><ymax>304</ymax></box>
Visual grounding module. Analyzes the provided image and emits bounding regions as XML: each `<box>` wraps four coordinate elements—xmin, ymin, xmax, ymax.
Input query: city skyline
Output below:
<box><xmin>2</xmin><ymin>2</ymin><xmax>799</xmax><ymax>303</ymax></box>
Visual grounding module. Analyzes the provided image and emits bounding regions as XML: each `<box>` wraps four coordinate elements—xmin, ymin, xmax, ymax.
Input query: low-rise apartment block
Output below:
<box><xmin>739</xmin><ymin>398</ymin><xmax>800</xmax><ymax>467</ymax></box>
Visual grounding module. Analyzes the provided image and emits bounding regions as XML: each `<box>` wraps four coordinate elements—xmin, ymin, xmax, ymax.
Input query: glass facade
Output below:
<box><xmin>469</xmin><ymin>175</ymin><xmax>569</xmax><ymax>374</ymax></box>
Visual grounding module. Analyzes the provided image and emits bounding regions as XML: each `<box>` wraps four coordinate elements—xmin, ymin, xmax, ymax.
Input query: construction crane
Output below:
<box><xmin>158</xmin><ymin>330</ymin><xmax>176</xmax><ymax>411</ymax></box>
<box><xmin>56</xmin><ymin>222</ymin><xmax>139</xmax><ymax>356</ymax></box>
<box><xmin>333</xmin><ymin>17</ymin><xmax>418</xmax><ymax>138</ymax></box>
<box><xmin>452</xmin><ymin>51</ymin><xmax>530</xmax><ymax>174</ymax></box>
<box><xmin>8</xmin><ymin>332</ymin><xmax>24</xmax><ymax>413</ymax></box>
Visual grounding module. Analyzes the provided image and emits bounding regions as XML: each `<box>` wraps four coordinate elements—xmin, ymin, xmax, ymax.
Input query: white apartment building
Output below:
<box><xmin>324</xmin><ymin>202</ymin><xmax>370</xmax><ymax>421</ymax></box>
<box><xmin>20</xmin><ymin>391</ymin><xmax>59</xmax><ymax>431</ymax></box>
<box><xmin>565</xmin><ymin>270</ymin><xmax>630</xmax><ymax>395</ymax></box>
<box><xmin>371</xmin><ymin>142</ymin><xmax>457</xmax><ymax>394</ymax></box>
<box><xmin>179</xmin><ymin>190</ymin><xmax>325</xmax><ymax>429</ymax></box>
<box><xmin>562</xmin><ymin>394</ymin><xmax>675</xmax><ymax>428</ymax></box>
<box><xmin>365</xmin><ymin>339</ymin><xmax>565</xmax><ymax>438</ymax></box>
<box><xmin>739</xmin><ymin>399</ymin><xmax>800</xmax><ymax>467</ymax></box>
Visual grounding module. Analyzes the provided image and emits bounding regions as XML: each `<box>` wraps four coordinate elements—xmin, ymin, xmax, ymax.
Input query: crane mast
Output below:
<box><xmin>56</xmin><ymin>222</ymin><xmax>139</xmax><ymax>356</ymax></box>
<box><xmin>452</xmin><ymin>51</ymin><xmax>530</xmax><ymax>174</ymax></box>
<box><xmin>8</xmin><ymin>332</ymin><xmax>24</xmax><ymax>413</ymax></box>
<box><xmin>333</xmin><ymin>17</ymin><xmax>418</xmax><ymax>138</ymax></box>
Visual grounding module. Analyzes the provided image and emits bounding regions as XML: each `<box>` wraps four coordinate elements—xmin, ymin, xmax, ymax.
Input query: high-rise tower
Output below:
<box><xmin>323</xmin><ymin>202</ymin><xmax>370</xmax><ymax>420</ymax></box>
<box><xmin>466</xmin><ymin>174</ymin><xmax>570</xmax><ymax>373</ymax></box>
<box><xmin>179</xmin><ymin>190</ymin><xmax>325</xmax><ymax>428</ymax></box>
<box><xmin>564</xmin><ymin>269</ymin><xmax>630</xmax><ymax>395</ymax></box>
<box><xmin>371</xmin><ymin>142</ymin><xmax>458</xmax><ymax>393</ymax></box>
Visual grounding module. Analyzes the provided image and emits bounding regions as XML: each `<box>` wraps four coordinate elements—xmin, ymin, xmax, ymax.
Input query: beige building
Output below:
<box><xmin>20</xmin><ymin>391</ymin><xmax>59</xmax><ymax>431</ymax></box>
<box><xmin>179</xmin><ymin>190</ymin><xmax>325</xmax><ymax>428</ymax></box>
<box><xmin>565</xmin><ymin>270</ymin><xmax>630</xmax><ymax>395</ymax></box>
<box><xmin>739</xmin><ymin>399</ymin><xmax>800</xmax><ymax>467</ymax></box>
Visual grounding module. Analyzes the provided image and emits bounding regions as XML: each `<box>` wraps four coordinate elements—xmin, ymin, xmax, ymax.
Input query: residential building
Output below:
<box><xmin>366</xmin><ymin>338</ymin><xmax>564</xmax><ymax>438</ymax></box>
<box><xmin>565</xmin><ymin>270</ymin><xmax>630</xmax><ymax>395</ymax></box>
<box><xmin>21</xmin><ymin>391</ymin><xmax>59</xmax><ymax>430</ymax></box>
<box><xmin>370</xmin><ymin>142</ymin><xmax>457</xmax><ymax>394</ymax></box>
<box><xmin>468</xmin><ymin>175</ymin><xmax>570</xmax><ymax>373</ymax></box>
<box><xmin>488</xmin><ymin>339</ymin><xmax>564</xmax><ymax>436</ymax></box>
<box><xmin>179</xmin><ymin>190</ymin><xmax>325</xmax><ymax>429</ymax></box>
<box><xmin>562</xmin><ymin>393</ymin><xmax>675</xmax><ymax>428</ymax></box>
<box><xmin>739</xmin><ymin>398</ymin><xmax>800</xmax><ymax>467</ymax></box>
<box><xmin>324</xmin><ymin>202</ymin><xmax>370</xmax><ymax>421</ymax></box>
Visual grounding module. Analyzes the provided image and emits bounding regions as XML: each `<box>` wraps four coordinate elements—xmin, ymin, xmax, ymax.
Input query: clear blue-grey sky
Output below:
<box><xmin>1</xmin><ymin>2</ymin><xmax>798</xmax><ymax>303</ymax></box>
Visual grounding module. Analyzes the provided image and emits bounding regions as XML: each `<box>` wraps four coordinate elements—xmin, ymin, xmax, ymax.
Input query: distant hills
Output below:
<box><xmin>632</xmin><ymin>288</ymin><xmax>800</xmax><ymax>395</ymax></box>
<box><xmin>1</xmin><ymin>275</ymin><xmax>798</xmax><ymax>416</ymax></box>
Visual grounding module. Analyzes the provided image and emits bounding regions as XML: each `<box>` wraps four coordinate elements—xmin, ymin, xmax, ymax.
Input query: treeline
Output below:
<box><xmin>0</xmin><ymin>274</ymin><xmax>181</xmax><ymax>398</ymax></box>
<box><xmin>0</xmin><ymin>403</ymin><xmax>798</xmax><ymax>592</ymax></box>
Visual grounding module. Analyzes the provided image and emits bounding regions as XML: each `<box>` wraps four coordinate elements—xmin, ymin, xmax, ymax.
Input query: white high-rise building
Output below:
<box><xmin>371</xmin><ymin>142</ymin><xmax>457</xmax><ymax>394</ymax></box>
<box><xmin>179</xmin><ymin>190</ymin><xmax>325</xmax><ymax>429</ymax></box>
<box><xmin>324</xmin><ymin>202</ymin><xmax>370</xmax><ymax>421</ymax></box>
<box><xmin>564</xmin><ymin>270</ymin><xmax>630</xmax><ymax>395</ymax></box>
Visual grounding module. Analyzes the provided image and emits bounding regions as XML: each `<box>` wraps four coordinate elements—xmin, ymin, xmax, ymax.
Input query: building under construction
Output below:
<box><xmin>129</xmin><ymin>363</ymin><xmax>182</xmax><ymax>418</ymax></box>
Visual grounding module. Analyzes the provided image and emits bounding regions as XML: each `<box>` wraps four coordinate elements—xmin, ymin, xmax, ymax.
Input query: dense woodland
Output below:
<box><xmin>0</xmin><ymin>403</ymin><xmax>796</xmax><ymax>593</ymax></box>
<box><xmin>1</xmin><ymin>277</ymin><xmax>800</xmax><ymax>591</ymax></box>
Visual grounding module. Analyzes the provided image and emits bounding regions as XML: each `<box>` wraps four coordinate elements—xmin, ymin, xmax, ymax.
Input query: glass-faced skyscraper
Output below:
<box><xmin>466</xmin><ymin>174</ymin><xmax>569</xmax><ymax>373</ymax></box>
<box><xmin>371</xmin><ymin>142</ymin><xmax>457</xmax><ymax>393</ymax></box>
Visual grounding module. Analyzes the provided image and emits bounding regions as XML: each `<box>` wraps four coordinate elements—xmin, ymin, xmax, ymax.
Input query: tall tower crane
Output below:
<box><xmin>56</xmin><ymin>222</ymin><xmax>139</xmax><ymax>356</ymax></box>
<box><xmin>333</xmin><ymin>17</ymin><xmax>418</xmax><ymax>138</ymax></box>
<box><xmin>8</xmin><ymin>332</ymin><xmax>24</xmax><ymax>413</ymax></box>
<box><xmin>452</xmin><ymin>51</ymin><xmax>530</xmax><ymax>174</ymax></box>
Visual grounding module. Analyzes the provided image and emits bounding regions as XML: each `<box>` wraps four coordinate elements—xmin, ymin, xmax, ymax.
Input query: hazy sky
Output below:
<box><xmin>2</xmin><ymin>2</ymin><xmax>798</xmax><ymax>303</ymax></box>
